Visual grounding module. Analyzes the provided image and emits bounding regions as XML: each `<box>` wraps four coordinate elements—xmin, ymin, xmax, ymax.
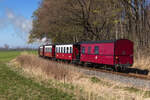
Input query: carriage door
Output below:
<box><xmin>73</xmin><ymin>45</ymin><xmax>80</xmax><ymax>60</ymax></box>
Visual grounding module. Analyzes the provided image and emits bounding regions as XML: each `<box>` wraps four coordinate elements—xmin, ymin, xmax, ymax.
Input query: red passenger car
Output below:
<box><xmin>80</xmin><ymin>39</ymin><xmax>133</xmax><ymax>68</ymax></box>
<box><xmin>55</xmin><ymin>44</ymin><xmax>80</xmax><ymax>61</ymax></box>
<box><xmin>44</xmin><ymin>45</ymin><xmax>55</xmax><ymax>58</ymax></box>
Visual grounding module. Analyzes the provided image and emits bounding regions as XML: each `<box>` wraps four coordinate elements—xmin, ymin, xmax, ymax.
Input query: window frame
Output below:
<box><xmin>94</xmin><ymin>46</ymin><xmax>99</xmax><ymax>55</ymax></box>
<box><xmin>67</xmin><ymin>47</ymin><xmax>69</xmax><ymax>53</ymax></box>
<box><xmin>63</xmin><ymin>47</ymin><xmax>65</xmax><ymax>53</ymax></box>
<box><xmin>88</xmin><ymin>46</ymin><xmax>91</xmax><ymax>54</ymax></box>
<box><xmin>70</xmin><ymin>47</ymin><xmax>72</xmax><ymax>53</ymax></box>
<box><xmin>82</xmin><ymin>47</ymin><xmax>85</xmax><ymax>54</ymax></box>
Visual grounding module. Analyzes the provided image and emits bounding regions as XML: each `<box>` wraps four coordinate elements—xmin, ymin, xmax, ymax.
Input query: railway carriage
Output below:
<box><xmin>44</xmin><ymin>45</ymin><xmax>55</xmax><ymax>58</ymax></box>
<box><xmin>80</xmin><ymin>39</ymin><xmax>133</xmax><ymax>69</ymax></box>
<box><xmin>38</xmin><ymin>39</ymin><xmax>133</xmax><ymax>71</ymax></box>
<box><xmin>55</xmin><ymin>44</ymin><xmax>80</xmax><ymax>61</ymax></box>
<box><xmin>39</xmin><ymin>45</ymin><xmax>45</xmax><ymax>57</ymax></box>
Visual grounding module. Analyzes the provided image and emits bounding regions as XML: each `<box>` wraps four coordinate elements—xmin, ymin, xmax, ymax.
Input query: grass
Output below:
<box><xmin>11</xmin><ymin>52</ymin><xmax>150</xmax><ymax>100</ymax></box>
<box><xmin>90</xmin><ymin>77</ymin><xmax>101</xmax><ymax>83</ymax></box>
<box><xmin>133</xmin><ymin>49</ymin><xmax>150</xmax><ymax>72</ymax></box>
<box><xmin>0</xmin><ymin>51</ymin><xmax>21</xmax><ymax>62</ymax></box>
<box><xmin>0</xmin><ymin>51</ymin><xmax>74</xmax><ymax>100</ymax></box>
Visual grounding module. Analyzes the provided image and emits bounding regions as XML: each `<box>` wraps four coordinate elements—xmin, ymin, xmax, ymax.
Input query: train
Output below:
<box><xmin>38</xmin><ymin>39</ymin><xmax>133</xmax><ymax>71</ymax></box>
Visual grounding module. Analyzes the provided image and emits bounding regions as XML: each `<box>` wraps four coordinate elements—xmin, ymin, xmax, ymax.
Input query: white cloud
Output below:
<box><xmin>6</xmin><ymin>9</ymin><xmax>33</xmax><ymax>35</ymax></box>
<box><xmin>0</xmin><ymin>8</ymin><xmax>33</xmax><ymax>42</ymax></box>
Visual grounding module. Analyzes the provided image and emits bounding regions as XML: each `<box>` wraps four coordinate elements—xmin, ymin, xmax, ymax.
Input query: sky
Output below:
<box><xmin>0</xmin><ymin>0</ymin><xmax>41</xmax><ymax>48</ymax></box>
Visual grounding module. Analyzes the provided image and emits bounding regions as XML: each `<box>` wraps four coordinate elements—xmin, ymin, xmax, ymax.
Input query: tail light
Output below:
<box><xmin>115</xmin><ymin>56</ymin><xmax>119</xmax><ymax>60</ymax></box>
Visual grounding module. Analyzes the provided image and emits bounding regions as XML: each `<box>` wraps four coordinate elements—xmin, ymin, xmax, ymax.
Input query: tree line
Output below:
<box><xmin>29</xmin><ymin>0</ymin><xmax>150</xmax><ymax>49</ymax></box>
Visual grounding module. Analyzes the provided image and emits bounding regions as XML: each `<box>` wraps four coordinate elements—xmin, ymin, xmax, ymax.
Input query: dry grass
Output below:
<box><xmin>133</xmin><ymin>49</ymin><xmax>150</xmax><ymax>71</ymax></box>
<box><xmin>10</xmin><ymin>52</ymin><xmax>149</xmax><ymax>100</ymax></box>
<box><xmin>12</xmin><ymin>52</ymin><xmax>77</xmax><ymax>81</ymax></box>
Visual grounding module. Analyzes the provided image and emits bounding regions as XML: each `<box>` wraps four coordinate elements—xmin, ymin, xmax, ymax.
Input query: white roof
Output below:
<box><xmin>45</xmin><ymin>45</ymin><xmax>52</xmax><ymax>48</ymax></box>
<box><xmin>40</xmin><ymin>46</ymin><xmax>43</xmax><ymax>48</ymax></box>
<box><xmin>56</xmin><ymin>44</ymin><xmax>73</xmax><ymax>48</ymax></box>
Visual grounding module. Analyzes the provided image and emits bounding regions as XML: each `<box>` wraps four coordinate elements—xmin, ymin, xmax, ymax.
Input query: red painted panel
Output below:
<box><xmin>73</xmin><ymin>46</ymin><xmax>79</xmax><ymax>60</ymax></box>
<box><xmin>56</xmin><ymin>53</ymin><xmax>72</xmax><ymax>60</ymax></box>
<box><xmin>80</xmin><ymin>43</ymin><xmax>114</xmax><ymax>65</ymax></box>
<box><xmin>44</xmin><ymin>52</ymin><xmax>53</xmax><ymax>57</ymax></box>
<box><xmin>52</xmin><ymin>46</ymin><xmax>55</xmax><ymax>57</ymax></box>
<box><xmin>114</xmin><ymin>39</ymin><xmax>133</xmax><ymax>65</ymax></box>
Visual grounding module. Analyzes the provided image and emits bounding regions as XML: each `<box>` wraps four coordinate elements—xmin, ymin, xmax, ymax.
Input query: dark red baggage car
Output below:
<box><xmin>80</xmin><ymin>39</ymin><xmax>133</xmax><ymax>68</ymax></box>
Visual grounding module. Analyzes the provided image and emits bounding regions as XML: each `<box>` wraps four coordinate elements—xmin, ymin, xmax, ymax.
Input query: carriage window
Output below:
<box><xmin>63</xmin><ymin>47</ymin><xmax>64</xmax><ymax>53</ymax></box>
<box><xmin>63</xmin><ymin>47</ymin><xmax>65</xmax><ymax>53</ymax></box>
<box><xmin>68</xmin><ymin>47</ymin><xmax>70</xmax><ymax>53</ymax></box>
<box><xmin>70</xmin><ymin>47</ymin><xmax>72</xmax><ymax>53</ymax></box>
<box><xmin>50</xmin><ymin>48</ymin><xmax>51</xmax><ymax>52</ymax></box>
<box><xmin>59</xmin><ymin>47</ymin><xmax>60</xmax><ymax>53</ymax></box>
<box><xmin>64</xmin><ymin>47</ymin><xmax>66</xmax><ymax>53</ymax></box>
<box><xmin>67</xmin><ymin>47</ymin><xmax>69</xmax><ymax>53</ymax></box>
<box><xmin>94</xmin><ymin>46</ymin><xmax>99</xmax><ymax>54</ymax></box>
<box><xmin>88</xmin><ymin>47</ymin><xmax>91</xmax><ymax>54</ymax></box>
<box><xmin>60</xmin><ymin>47</ymin><xmax>62</xmax><ymax>53</ymax></box>
<box><xmin>66</xmin><ymin>47</ymin><xmax>67</xmax><ymax>53</ymax></box>
<box><xmin>65</xmin><ymin>47</ymin><xmax>67</xmax><ymax>53</ymax></box>
<box><xmin>61</xmin><ymin>47</ymin><xmax>63</xmax><ymax>53</ymax></box>
<box><xmin>56</xmin><ymin>47</ymin><xmax>57</xmax><ymax>53</ymax></box>
<box><xmin>82</xmin><ymin>47</ymin><xmax>85</xmax><ymax>54</ymax></box>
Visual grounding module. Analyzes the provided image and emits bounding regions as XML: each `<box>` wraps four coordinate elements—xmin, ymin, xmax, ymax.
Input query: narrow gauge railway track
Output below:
<box><xmin>73</xmin><ymin>65</ymin><xmax>150</xmax><ymax>89</ymax></box>
<box><xmin>55</xmin><ymin>59</ymin><xmax>150</xmax><ymax>81</ymax></box>
<box><xmin>78</xmin><ymin>66</ymin><xmax>150</xmax><ymax>80</ymax></box>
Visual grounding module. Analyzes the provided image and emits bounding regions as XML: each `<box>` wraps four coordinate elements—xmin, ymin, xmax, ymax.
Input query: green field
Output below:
<box><xmin>0</xmin><ymin>51</ymin><xmax>74</xmax><ymax>100</ymax></box>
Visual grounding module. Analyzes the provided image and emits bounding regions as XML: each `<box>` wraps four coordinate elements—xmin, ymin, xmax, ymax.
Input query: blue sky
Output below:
<box><xmin>0</xmin><ymin>0</ymin><xmax>40</xmax><ymax>48</ymax></box>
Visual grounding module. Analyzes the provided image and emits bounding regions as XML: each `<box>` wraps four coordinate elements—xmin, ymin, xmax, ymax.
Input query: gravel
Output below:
<box><xmin>78</xmin><ymin>68</ymin><xmax>150</xmax><ymax>90</ymax></box>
